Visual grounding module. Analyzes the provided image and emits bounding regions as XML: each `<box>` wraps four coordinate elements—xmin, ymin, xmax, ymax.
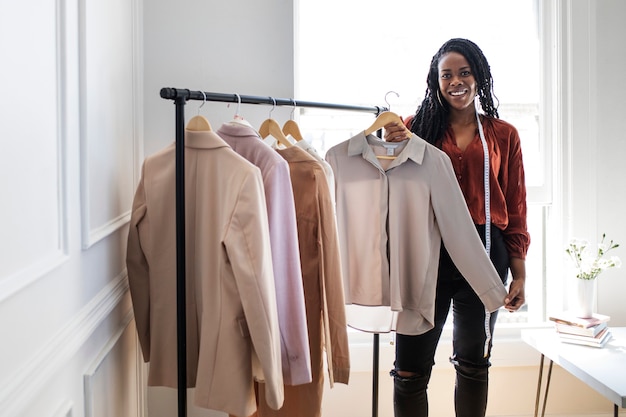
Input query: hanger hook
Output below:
<box><xmin>384</xmin><ymin>90</ymin><xmax>400</xmax><ymax>112</ymax></box>
<box><xmin>290</xmin><ymin>99</ymin><xmax>297</xmax><ymax>120</ymax></box>
<box><xmin>235</xmin><ymin>93</ymin><xmax>241</xmax><ymax>116</ymax></box>
<box><xmin>198</xmin><ymin>91</ymin><xmax>207</xmax><ymax>115</ymax></box>
<box><xmin>269</xmin><ymin>97</ymin><xmax>276</xmax><ymax>118</ymax></box>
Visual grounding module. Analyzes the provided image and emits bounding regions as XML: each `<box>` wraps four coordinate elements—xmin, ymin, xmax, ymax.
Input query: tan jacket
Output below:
<box><xmin>257</xmin><ymin>146</ymin><xmax>350</xmax><ymax>417</ymax></box>
<box><xmin>326</xmin><ymin>132</ymin><xmax>508</xmax><ymax>335</ymax></box>
<box><xmin>126</xmin><ymin>130</ymin><xmax>283</xmax><ymax>416</ymax></box>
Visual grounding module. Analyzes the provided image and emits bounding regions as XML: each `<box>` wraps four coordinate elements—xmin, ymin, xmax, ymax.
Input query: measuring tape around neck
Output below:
<box><xmin>476</xmin><ymin>107</ymin><xmax>491</xmax><ymax>255</ymax></box>
<box><xmin>475</xmin><ymin>103</ymin><xmax>493</xmax><ymax>357</ymax></box>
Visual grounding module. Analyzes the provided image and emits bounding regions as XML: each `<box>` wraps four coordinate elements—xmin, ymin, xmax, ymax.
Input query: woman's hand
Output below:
<box><xmin>504</xmin><ymin>277</ymin><xmax>525</xmax><ymax>311</ymax></box>
<box><xmin>504</xmin><ymin>257</ymin><xmax>526</xmax><ymax>312</ymax></box>
<box><xmin>384</xmin><ymin>121</ymin><xmax>412</xmax><ymax>143</ymax></box>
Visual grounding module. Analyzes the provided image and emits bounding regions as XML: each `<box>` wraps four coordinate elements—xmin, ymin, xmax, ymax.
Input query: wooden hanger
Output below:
<box><xmin>282</xmin><ymin>100</ymin><xmax>304</xmax><ymax>141</ymax></box>
<box><xmin>282</xmin><ymin>119</ymin><xmax>303</xmax><ymax>141</ymax></box>
<box><xmin>364</xmin><ymin>111</ymin><xmax>404</xmax><ymax>137</ymax></box>
<box><xmin>366</xmin><ymin>94</ymin><xmax>405</xmax><ymax>160</ymax></box>
<box><xmin>258</xmin><ymin>97</ymin><xmax>292</xmax><ymax>148</ymax></box>
<box><xmin>186</xmin><ymin>92</ymin><xmax>212</xmax><ymax>131</ymax></box>
<box><xmin>259</xmin><ymin>118</ymin><xmax>292</xmax><ymax>148</ymax></box>
<box><xmin>186</xmin><ymin>115</ymin><xmax>212</xmax><ymax>131</ymax></box>
<box><xmin>365</xmin><ymin>91</ymin><xmax>406</xmax><ymax>139</ymax></box>
<box><xmin>365</xmin><ymin>112</ymin><xmax>406</xmax><ymax>160</ymax></box>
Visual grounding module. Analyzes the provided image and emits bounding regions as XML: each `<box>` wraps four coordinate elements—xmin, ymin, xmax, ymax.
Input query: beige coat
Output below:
<box><xmin>326</xmin><ymin>132</ymin><xmax>508</xmax><ymax>336</ymax></box>
<box><xmin>126</xmin><ymin>130</ymin><xmax>283</xmax><ymax>417</ymax></box>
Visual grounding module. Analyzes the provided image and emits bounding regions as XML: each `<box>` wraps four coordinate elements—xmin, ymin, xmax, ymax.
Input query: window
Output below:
<box><xmin>296</xmin><ymin>0</ymin><xmax>552</xmax><ymax>324</ymax></box>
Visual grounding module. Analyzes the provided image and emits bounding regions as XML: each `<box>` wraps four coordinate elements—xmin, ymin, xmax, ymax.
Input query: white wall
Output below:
<box><xmin>579</xmin><ymin>0</ymin><xmax>626</xmax><ymax>321</ymax></box>
<box><xmin>550</xmin><ymin>0</ymin><xmax>626</xmax><ymax>325</ymax></box>
<box><xmin>0</xmin><ymin>0</ymin><xmax>142</xmax><ymax>416</ymax></box>
<box><xmin>142</xmin><ymin>0</ymin><xmax>297</xmax><ymax>158</ymax></box>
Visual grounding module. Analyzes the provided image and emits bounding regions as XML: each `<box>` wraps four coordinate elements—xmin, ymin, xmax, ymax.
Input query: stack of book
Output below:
<box><xmin>548</xmin><ymin>312</ymin><xmax>612</xmax><ymax>348</ymax></box>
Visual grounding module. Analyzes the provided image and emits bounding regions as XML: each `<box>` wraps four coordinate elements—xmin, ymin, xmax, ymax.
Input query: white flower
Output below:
<box><xmin>611</xmin><ymin>256</ymin><xmax>622</xmax><ymax>268</ymax></box>
<box><xmin>565</xmin><ymin>233</ymin><xmax>621</xmax><ymax>280</ymax></box>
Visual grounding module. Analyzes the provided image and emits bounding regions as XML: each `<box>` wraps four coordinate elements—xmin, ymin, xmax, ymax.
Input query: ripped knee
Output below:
<box><xmin>390</xmin><ymin>368</ymin><xmax>419</xmax><ymax>381</ymax></box>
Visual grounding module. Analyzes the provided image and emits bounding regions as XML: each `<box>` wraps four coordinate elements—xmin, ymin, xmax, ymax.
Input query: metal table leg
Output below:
<box><xmin>534</xmin><ymin>354</ymin><xmax>620</xmax><ymax>417</ymax></box>
<box><xmin>533</xmin><ymin>354</ymin><xmax>553</xmax><ymax>417</ymax></box>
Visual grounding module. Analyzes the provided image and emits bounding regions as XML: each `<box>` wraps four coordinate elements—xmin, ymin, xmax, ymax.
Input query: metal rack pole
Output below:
<box><xmin>174</xmin><ymin>95</ymin><xmax>187</xmax><ymax>417</ymax></box>
<box><xmin>160</xmin><ymin>88</ymin><xmax>385</xmax><ymax>114</ymax></box>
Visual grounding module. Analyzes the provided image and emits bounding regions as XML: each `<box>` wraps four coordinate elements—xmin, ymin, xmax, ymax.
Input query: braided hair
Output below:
<box><xmin>409</xmin><ymin>38</ymin><xmax>499</xmax><ymax>145</ymax></box>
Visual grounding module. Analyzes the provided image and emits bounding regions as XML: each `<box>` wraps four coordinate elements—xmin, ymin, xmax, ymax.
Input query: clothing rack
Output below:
<box><xmin>159</xmin><ymin>87</ymin><xmax>387</xmax><ymax>417</ymax></box>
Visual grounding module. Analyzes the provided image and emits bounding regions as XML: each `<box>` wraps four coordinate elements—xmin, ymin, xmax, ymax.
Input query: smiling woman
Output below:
<box><xmin>380</xmin><ymin>37</ymin><xmax>529</xmax><ymax>417</ymax></box>
<box><xmin>297</xmin><ymin>0</ymin><xmax>546</xmax><ymax>326</ymax></box>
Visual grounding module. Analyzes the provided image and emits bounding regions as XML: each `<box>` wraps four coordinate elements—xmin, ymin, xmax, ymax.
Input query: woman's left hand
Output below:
<box><xmin>504</xmin><ymin>277</ymin><xmax>525</xmax><ymax>311</ymax></box>
<box><xmin>504</xmin><ymin>257</ymin><xmax>526</xmax><ymax>311</ymax></box>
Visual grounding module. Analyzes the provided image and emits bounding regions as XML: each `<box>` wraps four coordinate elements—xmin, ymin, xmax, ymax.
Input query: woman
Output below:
<box><xmin>384</xmin><ymin>38</ymin><xmax>530</xmax><ymax>417</ymax></box>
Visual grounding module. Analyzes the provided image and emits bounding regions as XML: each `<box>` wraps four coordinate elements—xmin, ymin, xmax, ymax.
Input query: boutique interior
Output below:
<box><xmin>2</xmin><ymin>1</ymin><xmax>625</xmax><ymax>417</ymax></box>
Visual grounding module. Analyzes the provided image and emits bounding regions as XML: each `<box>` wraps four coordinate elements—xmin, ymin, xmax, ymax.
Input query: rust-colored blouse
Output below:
<box><xmin>434</xmin><ymin>116</ymin><xmax>530</xmax><ymax>259</ymax></box>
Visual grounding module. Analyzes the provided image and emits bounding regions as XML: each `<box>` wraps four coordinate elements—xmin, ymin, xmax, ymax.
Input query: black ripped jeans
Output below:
<box><xmin>391</xmin><ymin>224</ymin><xmax>509</xmax><ymax>417</ymax></box>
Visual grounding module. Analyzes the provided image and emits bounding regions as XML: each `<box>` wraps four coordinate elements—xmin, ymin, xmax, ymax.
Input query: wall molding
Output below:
<box><xmin>78</xmin><ymin>0</ymin><xmax>141</xmax><ymax>250</ymax></box>
<box><xmin>83</xmin><ymin>310</ymin><xmax>134</xmax><ymax>417</ymax></box>
<box><xmin>0</xmin><ymin>0</ymin><xmax>69</xmax><ymax>302</ymax></box>
<box><xmin>51</xmin><ymin>400</ymin><xmax>74</xmax><ymax>417</ymax></box>
<box><xmin>55</xmin><ymin>0</ymin><xmax>70</xmax><ymax>259</ymax></box>
<box><xmin>0</xmin><ymin>252</ymin><xmax>69</xmax><ymax>303</ymax></box>
<box><xmin>0</xmin><ymin>0</ymin><xmax>70</xmax><ymax>303</ymax></box>
<box><xmin>82</xmin><ymin>211</ymin><xmax>131</xmax><ymax>250</ymax></box>
<box><xmin>0</xmin><ymin>274</ymin><xmax>129</xmax><ymax>417</ymax></box>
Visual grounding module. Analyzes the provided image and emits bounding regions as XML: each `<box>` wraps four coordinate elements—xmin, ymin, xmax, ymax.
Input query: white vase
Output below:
<box><xmin>576</xmin><ymin>278</ymin><xmax>596</xmax><ymax>318</ymax></box>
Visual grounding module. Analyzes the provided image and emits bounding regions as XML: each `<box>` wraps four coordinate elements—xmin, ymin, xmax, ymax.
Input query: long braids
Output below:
<box><xmin>409</xmin><ymin>38</ymin><xmax>499</xmax><ymax>145</ymax></box>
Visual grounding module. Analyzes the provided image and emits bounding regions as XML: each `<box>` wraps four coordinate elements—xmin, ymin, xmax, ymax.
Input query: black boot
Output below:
<box><xmin>391</xmin><ymin>369</ymin><xmax>430</xmax><ymax>417</ymax></box>
<box><xmin>453</xmin><ymin>364</ymin><xmax>489</xmax><ymax>417</ymax></box>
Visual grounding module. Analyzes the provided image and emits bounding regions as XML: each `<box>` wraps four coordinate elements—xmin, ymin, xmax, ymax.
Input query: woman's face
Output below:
<box><xmin>437</xmin><ymin>51</ymin><xmax>477</xmax><ymax>112</ymax></box>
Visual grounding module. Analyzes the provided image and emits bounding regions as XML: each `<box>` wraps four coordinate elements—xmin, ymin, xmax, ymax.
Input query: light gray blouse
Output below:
<box><xmin>326</xmin><ymin>132</ymin><xmax>508</xmax><ymax>335</ymax></box>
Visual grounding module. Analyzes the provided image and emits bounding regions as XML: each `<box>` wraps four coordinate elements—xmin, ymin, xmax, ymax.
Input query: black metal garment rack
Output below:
<box><xmin>159</xmin><ymin>87</ymin><xmax>387</xmax><ymax>417</ymax></box>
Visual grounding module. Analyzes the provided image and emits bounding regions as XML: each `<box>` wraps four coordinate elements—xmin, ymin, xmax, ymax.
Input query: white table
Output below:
<box><xmin>522</xmin><ymin>327</ymin><xmax>626</xmax><ymax>417</ymax></box>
